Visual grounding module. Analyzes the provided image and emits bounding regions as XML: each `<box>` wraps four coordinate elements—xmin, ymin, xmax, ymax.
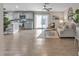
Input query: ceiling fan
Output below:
<box><xmin>43</xmin><ymin>3</ymin><xmax>52</xmax><ymax>11</ymax></box>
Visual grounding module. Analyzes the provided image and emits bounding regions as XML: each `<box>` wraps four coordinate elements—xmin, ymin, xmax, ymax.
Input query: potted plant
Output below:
<box><xmin>4</xmin><ymin>17</ymin><xmax>11</xmax><ymax>31</ymax></box>
<box><xmin>74</xmin><ymin>9</ymin><xmax>79</xmax><ymax>23</ymax></box>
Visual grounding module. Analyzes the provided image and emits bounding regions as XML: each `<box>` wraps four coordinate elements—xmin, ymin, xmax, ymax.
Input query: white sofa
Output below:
<box><xmin>57</xmin><ymin>20</ymin><xmax>76</xmax><ymax>37</ymax></box>
<box><xmin>57</xmin><ymin>27</ymin><xmax>75</xmax><ymax>37</ymax></box>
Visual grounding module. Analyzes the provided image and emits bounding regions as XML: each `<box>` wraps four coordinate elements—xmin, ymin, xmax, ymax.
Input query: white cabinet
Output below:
<box><xmin>24</xmin><ymin>20</ymin><xmax>33</xmax><ymax>29</ymax></box>
<box><xmin>7</xmin><ymin>21</ymin><xmax>19</xmax><ymax>34</ymax></box>
<box><xmin>12</xmin><ymin>22</ymin><xmax>19</xmax><ymax>33</ymax></box>
<box><xmin>25</xmin><ymin>13</ymin><xmax>33</xmax><ymax>19</ymax></box>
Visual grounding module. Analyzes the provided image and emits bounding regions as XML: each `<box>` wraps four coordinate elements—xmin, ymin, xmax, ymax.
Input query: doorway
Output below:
<box><xmin>35</xmin><ymin>14</ymin><xmax>48</xmax><ymax>29</ymax></box>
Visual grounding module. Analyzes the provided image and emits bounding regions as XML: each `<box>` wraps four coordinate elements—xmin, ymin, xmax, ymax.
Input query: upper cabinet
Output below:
<box><xmin>13</xmin><ymin>11</ymin><xmax>34</xmax><ymax>20</ymax></box>
<box><xmin>25</xmin><ymin>12</ymin><xmax>34</xmax><ymax>19</ymax></box>
<box><xmin>13</xmin><ymin>12</ymin><xmax>19</xmax><ymax>19</ymax></box>
<box><xmin>3</xmin><ymin>11</ymin><xmax>34</xmax><ymax>20</ymax></box>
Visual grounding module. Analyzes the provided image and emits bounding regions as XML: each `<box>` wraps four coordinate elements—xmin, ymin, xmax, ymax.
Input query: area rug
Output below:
<box><xmin>37</xmin><ymin>30</ymin><xmax>59</xmax><ymax>39</ymax></box>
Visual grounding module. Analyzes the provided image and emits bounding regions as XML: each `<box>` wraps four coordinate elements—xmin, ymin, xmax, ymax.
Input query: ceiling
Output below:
<box><xmin>3</xmin><ymin>3</ymin><xmax>79</xmax><ymax>12</ymax></box>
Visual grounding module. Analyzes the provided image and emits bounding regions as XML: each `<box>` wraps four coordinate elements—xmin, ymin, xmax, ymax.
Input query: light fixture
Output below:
<box><xmin>59</xmin><ymin>20</ymin><xmax>63</xmax><ymax>23</ymax></box>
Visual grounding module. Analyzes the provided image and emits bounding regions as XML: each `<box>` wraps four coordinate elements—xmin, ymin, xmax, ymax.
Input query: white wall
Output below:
<box><xmin>0</xmin><ymin>4</ymin><xmax>3</xmax><ymax>36</ymax></box>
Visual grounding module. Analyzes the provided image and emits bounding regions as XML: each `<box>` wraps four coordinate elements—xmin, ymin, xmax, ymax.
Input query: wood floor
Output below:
<box><xmin>0</xmin><ymin>29</ymin><xmax>78</xmax><ymax>56</ymax></box>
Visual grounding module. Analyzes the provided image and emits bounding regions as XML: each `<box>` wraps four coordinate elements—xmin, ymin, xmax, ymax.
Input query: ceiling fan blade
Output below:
<box><xmin>44</xmin><ymin>8</ymin><xmax>49</xmax><ymax>11</ymax></box>
<box><xmin>48</xmin><ymin>8</ymin><xmax>52</xmax><ymax>10</ymax></box>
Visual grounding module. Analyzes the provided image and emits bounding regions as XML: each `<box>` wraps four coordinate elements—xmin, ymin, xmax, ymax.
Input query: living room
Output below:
<box><xmin>0</xmin><ymin>3</ymin><xmax>79</xmax><ymax>56</ymax></box>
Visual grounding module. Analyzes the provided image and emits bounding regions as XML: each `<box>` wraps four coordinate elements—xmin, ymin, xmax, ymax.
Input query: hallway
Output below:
<box><xmin>0</xmin><ymin>29</ymin><xmax>78</xmax><ymax>56</ymax></box>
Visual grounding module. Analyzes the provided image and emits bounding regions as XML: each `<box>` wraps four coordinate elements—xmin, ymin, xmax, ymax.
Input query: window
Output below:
<box><xmin>35</xmin><ymin>14</ymin><xmax>48</xmax><ymax>29</ymax></box>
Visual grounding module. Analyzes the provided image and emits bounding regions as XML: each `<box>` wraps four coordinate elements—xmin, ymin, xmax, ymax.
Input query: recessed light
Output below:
<box><xmin>16</xmin><ymin>5</ymin><xmax>19</xmax><ymax>8</ymax></box>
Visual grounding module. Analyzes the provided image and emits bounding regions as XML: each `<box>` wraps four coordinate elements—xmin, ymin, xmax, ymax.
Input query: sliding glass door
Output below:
<box><xmin>35</xmin><ymin>14</ymin><xmax>48</xmax><ymax>29</ymax></box>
